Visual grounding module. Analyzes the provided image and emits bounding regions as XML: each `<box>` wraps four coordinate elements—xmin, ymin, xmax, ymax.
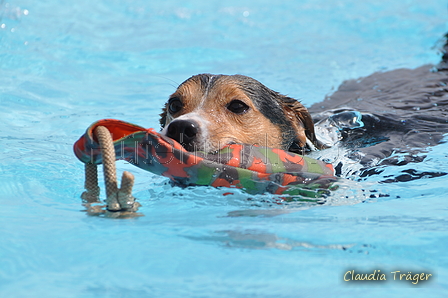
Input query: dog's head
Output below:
<box><xmin>160</xmin><ymin>74</ymin><xmax>321</xmax><ymax>153</ymax></box>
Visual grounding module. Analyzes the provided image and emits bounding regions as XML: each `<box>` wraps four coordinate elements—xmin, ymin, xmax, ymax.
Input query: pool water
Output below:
<box><xmin>1</xmin><ymin>0</ymin><xmax>447</xmax><ymax>297</ymax></box>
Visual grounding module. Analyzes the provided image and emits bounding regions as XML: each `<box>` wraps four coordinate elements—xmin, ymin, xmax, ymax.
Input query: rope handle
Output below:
<box><xmin>81</xmin><ymin>126</ymin><xmax>140</xmax><ymax>216</ymax></box>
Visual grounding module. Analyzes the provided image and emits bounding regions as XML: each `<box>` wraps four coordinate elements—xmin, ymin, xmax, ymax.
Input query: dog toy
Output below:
<box><xmin>74</xmin><ymin>119</ymin><xmax>337</xmax><ymax>210</ymax></box>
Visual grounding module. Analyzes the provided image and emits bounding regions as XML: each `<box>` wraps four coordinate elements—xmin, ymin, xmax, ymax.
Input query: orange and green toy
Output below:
<box><xmin>74</xmin><ymin>119</ymin><xmax>337</xmax><ymax>198</ymax></box>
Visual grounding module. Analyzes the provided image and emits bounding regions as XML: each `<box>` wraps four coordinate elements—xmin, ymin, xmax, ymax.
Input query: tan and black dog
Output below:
<box><xmin>160</xmin><ymin>74</ymin><xmax>325</xmax><ymax>154</ymax></box>
<box><xmin>160</xmin><ymin>36</ymin><xmax>448</xmax><ymax>181</ymax></box>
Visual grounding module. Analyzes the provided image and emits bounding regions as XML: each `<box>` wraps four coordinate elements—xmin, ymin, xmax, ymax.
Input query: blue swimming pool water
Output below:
<box><xmin>1</xmin><ymin>0</ymin><xmax>447</xmax><ymax>297</ymax></box>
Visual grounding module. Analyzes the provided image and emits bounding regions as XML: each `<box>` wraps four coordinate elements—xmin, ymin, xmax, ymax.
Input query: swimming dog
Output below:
<box><xmin>159</xmin><ymin>74</ymin><xmax>325</xmax><ymax>154</ymax></box>
<box><xmin>160</xmin><ymin>38</ymin><xmax>448</xmax><ymax>181</ymax></box>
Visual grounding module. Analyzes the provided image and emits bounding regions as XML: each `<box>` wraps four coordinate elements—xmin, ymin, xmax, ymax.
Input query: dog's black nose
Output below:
<box><xmin>166</xmin><ymin>119</ymin><xmax>199</xmax><ymax>150</ymax></box>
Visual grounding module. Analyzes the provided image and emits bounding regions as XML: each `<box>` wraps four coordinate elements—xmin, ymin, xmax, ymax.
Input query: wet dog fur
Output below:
<box><xmin>160</xmin><ymin>36</ymin><xmax>448</xmax><ymax>180</ymax></box>
<box><xmin>160</xmin><ymin>74</ymin><xmax>323</xmax><ymax>154</ymax></box>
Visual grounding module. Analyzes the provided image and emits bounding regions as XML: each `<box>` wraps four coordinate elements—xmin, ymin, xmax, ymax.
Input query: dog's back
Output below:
<box><xmin>308</xmin><ymin>57</ymin><xmax>448</xmax><ymax>181</ymax></box>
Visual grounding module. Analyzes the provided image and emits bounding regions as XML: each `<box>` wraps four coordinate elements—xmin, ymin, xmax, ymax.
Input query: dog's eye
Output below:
<box><xmin>227</xmin><ymin>100</ymin><xmax>249</xmax><ymax>114</ymax></box>
<box><xmin>168</xmin><ymin>97</ymin><xmax>183</xmax><ymax>114</ymax></box>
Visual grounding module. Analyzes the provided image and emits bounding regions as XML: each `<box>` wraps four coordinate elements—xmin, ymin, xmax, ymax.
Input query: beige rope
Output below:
<box><xmin>81</xmin><ymin>163</ymin><xmax>100</xmax><ymax>203</ymax></box>
<box><xmin>81</xmin><ymin>125</ymin><xmax>140</xmax><ymax>215</ymax></box>
<box><xmin>95</xmin><ymin>125</ymin><xmax>120</xmax><ymax>210</ymax></box>
<box><xmin>117</xmin><ymin>171</ymin><xmax>136</xmax><ymax>209</ymax></box>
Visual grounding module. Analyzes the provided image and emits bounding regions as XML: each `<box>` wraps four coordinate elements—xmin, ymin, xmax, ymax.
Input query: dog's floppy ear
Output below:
<box><xmin>279</xmin><ymin>96</ymin><xmax>325</xmax><ymax>151</ymax></box>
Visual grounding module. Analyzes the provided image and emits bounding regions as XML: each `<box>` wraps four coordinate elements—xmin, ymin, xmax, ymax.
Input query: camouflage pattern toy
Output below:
<box><xmin>74</xmin><ymin>119</ymin><xmax>337</xmax><ymax>198</ymax></box>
